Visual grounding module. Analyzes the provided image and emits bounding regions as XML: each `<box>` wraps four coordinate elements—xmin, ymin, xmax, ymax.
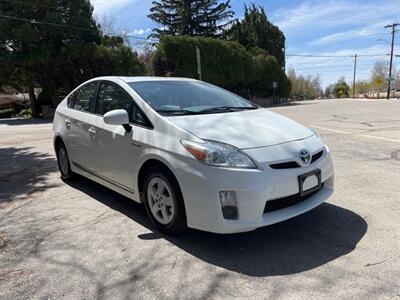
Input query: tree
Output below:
<box><xmin>98</xmin><ymin>14</ymin><xmax>133</xmax><ymax>46</ymax></box>
<box><xmin>136</xmin><ymin>41</ymin><xmax>157</xmax><ymax>75</ymax></box>
<box><xmin>325</xmin><ymin>63</ymin><xmax>398</xmax><ymax>99</ymax></box>
<box><xmin>0</xmin><ymin>1</ymin><xmax>146</xmax><ymax>117</ymax></box>
<box><xmin>148</xmin><ymin>0</ymin><xmax>234</xmax><ymax>38</ymax></box>
<box><xmin>333</xmin><ymin>78</ymin><xmax>350</xmax><ymax>98</ymax></box>
<box><xmin>91</xmin><ymin>36</ymin><xmax>146</xmax><ymax>76</ymax></box>
<box><xmin>227</xmin><ymin>4</ymin><xmax>285</xmax><ymax>68</ymax></box>
<box><xmin>324</xmin><ymin>85</ymin><xmax>334</xmax><ymax>98</ymax></box>
<box><xmin>287</xmin><ymin>68</ymin><xmax>321</xmax><ymax>100</ymax></box>
<box><xmin>152</xmin><ymin>35</ymin><xmax>291</xmax><ymax>98</ymax></box>
<box><xmin>370</xmin><ymin>61</ymin><xmax>388</xmax><ymax>92</ymax></box>
<box><xmin>351</xmin><ymin>80</ymin><xmax>370</xmax><ymax>97</ymax></box>
<box><xmin>395</xmin><ymin>70</ymin><xmax>400</xmax><ymax>91</ymax></box>
<box><xmin>0</xmin><ymin>0</ymin><xmax>100</xmax><ymax>116</ymax></box>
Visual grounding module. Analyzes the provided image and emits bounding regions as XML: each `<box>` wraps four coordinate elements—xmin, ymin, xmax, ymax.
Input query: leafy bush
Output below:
<box><xmin>0</xmin><ymin>108</ymin><xmax>16</xmax><ymax>118</ymax></box>
<box><xmin>19</xmin><ymin>108</ymin><xmax>32</xmax><ymax>117</ymax></box>
<box><xmin>334</xmin><ymin>80</ymin><xmax>350</xmax><ymax>98</ymax></box>
<box><xmin>152</xmin><ymin>35</ymin><xmax>290</xmax><ymax>98</ymax></box>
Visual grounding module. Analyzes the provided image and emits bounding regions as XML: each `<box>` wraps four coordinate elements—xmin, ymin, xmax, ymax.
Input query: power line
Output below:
<box><xmin>0</xmin><ymin>14</ymin><xmax>94</xmax><ymax>31</ymax></box>
<box><xmin>0</xmin><ymin>0</ymin><xmax>153</xmax><ymax>20</ymax></box>
<box><xmin>286</xmin><ymin>53</ymin><xmax>390</xmax><ymax>58</ymax></box>
<box><xmin>292</xmin><ymin>69</ymin><xmax>353</xmax><ymax>73</ymax></box>
<box><xmin>2</xmin><ymin>0</ymin><xmax>67</xmax><ymax>10</ymax></box>
<box><xmin>292</xmin><ymin>65</ymin><xmax>353</xmax><ymax>70</ymax></box>
<box><xmin>1</xmin><ymin>0</ymin><xmax>152</xmax><ymax>10</ymax></box>
<box><xmin>0</xmin><ymin>14</ymin><xmax>158</xmax><ymax>42</ymax></box>
<box><xmin>0</xmin><ymin>0</ymin><xmax>92</xmax><ymax>16</ymax></box>
<box><xmin>287</xmin><ymin>54</ymin><xmax>351</xmax><ymax>58</ymax></box>
<box><xmin>0</xmin><ymin>12</ymin><xmax>398</xmax><ymax>58</ymax></box>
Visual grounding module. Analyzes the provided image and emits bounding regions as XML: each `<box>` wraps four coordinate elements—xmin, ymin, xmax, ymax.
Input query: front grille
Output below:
<box><xmin>311</xmin><ymin>150</ymin><xmax>324</xmax><ymax>163</ymax></box>
<box><xmin>264</xmin><ymin>183</ymin><xmax>324</xmax><ymax>213</ymax></box>
<box><xmin>269</xmin><ymin>150</ymin><xmax>324</xmax><ymax>170</ymax></box>
<box><xmin>270</xmin><ymin>161</ymin><xmax>300</xmax><ymax>169</ymax></box>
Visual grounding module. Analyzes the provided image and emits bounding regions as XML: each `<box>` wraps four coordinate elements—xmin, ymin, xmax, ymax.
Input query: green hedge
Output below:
<box><xmin>152</xmin><ymin>36</ymin><xmax>291</xmax><ymax>98</ymax></box>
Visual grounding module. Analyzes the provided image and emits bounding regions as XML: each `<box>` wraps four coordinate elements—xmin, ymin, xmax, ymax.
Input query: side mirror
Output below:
<box><xmin>103</xmin><ymin>109</ymin><xmax>132</xmax><ymax>132</ymax></box>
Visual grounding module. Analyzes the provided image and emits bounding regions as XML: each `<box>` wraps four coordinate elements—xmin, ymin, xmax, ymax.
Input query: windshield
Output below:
<box><xmin>128</xmin><ymin>80</ymin><xmax>256</xmax><ymax>116</ymax></box>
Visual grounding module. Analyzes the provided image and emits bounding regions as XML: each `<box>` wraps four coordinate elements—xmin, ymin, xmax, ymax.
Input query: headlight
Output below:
<box><xmin>180</xmin><ymin>139</ymin><xmax>257</xmax><ymax>169</ymax></box>
<box><xmin>309</xmin><ymin>128</ymin><xmax>321</xmax><ymax>139</ymax></box>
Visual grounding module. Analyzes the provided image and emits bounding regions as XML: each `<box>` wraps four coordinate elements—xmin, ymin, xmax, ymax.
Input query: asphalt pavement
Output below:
<box><xmin>0</xmin><ymin>98</ymin><xmax>399</xmax><ymax>299</ymax></box>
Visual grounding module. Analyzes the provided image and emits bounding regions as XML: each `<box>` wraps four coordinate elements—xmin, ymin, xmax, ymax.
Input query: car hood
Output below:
<box><xmin>167</xmin><ymin>108</ymin><xmax>314</xmax><ymax>149</ymax></box>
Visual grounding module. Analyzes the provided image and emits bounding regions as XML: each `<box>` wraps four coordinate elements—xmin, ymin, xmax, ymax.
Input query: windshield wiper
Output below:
<box><xmin>156</xmin><ymin>109</ymin><xmax>201</xmax><ymax>115</ymax></box>
<box><xmin>157</xmin><ymin>106</ymin><xmax>258</xmax><ymax>116</ymax></box>
<box><xmin>198</xmin><ymin>106</ymin><xmax>258</xmax><ymax>113</ymax></box>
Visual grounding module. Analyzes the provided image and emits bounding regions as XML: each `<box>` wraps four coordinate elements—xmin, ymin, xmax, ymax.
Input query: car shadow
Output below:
<box><xmin>66</xmin><ymin>175</ymin><xmax>367</xmax><ymax>277</ymax></box>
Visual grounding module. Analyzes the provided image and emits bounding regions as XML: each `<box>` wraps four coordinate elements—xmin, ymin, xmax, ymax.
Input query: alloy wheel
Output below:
<box><xmin>58</xmin><ymin>147</ymin><xmax>69</xmax><ymax>176</ymax></box>
<box><xmin>146</xmin><ymin>177</ymin><xmax>175</xmax><ymax>225</ymax></box>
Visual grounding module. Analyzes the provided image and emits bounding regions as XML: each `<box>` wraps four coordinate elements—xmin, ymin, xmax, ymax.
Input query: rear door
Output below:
<box><xmin>67</xmin><ymin>81</ymin><xmax>101</xmax><ymax>172</ymax></box>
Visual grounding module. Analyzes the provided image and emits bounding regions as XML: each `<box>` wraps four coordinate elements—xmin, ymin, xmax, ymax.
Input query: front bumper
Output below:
<box><xmin>174</xmin><ymin>139</ymin><xmax>334</xmax><ymax>234</ymax></box>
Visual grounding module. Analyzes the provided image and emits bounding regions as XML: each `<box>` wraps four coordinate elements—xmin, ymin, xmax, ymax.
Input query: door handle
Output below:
<box><xmin>88</xmin><ymin>127</ymin><xmax>96</xmax><ymax>135</ymax></box>
<box><xmin>65</xmin><ymin>118</ymin><xmax>71</xmax><ymax>129</ymax></box>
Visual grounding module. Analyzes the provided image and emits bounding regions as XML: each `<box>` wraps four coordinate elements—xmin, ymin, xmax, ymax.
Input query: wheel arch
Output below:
<box><xmin>53</xmin><ymin>135</ymin><xmax>65</xmax><ymax>151</ymax></box>
<box><xmin>137</xmin><ymin>158</ymin><xmax>182</xmax><ymax>203</ymax></box>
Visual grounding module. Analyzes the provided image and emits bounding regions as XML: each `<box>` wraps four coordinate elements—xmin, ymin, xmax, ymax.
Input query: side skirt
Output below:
<box><xmin>72</xmin><ymin>161</ymin><xmax>140</xmax><ymax>203</ymax></box>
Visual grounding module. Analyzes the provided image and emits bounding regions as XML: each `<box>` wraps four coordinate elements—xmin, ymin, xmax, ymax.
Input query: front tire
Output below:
<box><xmin>143</xmin><ymin>167</ymin><xmax>187</xmax><ymax>235</ymax></box>
<box><xmin>56</xmin><ymin>142</ymin><xmax>74</xmax><ymax>180</ymax></box>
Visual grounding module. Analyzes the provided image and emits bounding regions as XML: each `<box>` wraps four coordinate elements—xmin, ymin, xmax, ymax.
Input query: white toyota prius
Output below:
<box><xmin>53</xmin><ymin>76</ymin><xmax>334</xmax><ymax>234</ymax></box>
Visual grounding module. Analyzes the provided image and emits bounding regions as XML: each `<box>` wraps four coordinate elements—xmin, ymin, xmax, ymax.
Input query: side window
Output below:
<box><xmin>73</xmin><ymin>82</ymin><xmax>97</xmax><ymax>112</ymax></box>
<box><xmin>96</xmin><ymin>83</ymin><xmax>151</xmax><ymax>127</ymax></box>
<box><xmin>67</xmin><ymin>92</ymin><xmax>75</xmax><ymax>108</ymax></box>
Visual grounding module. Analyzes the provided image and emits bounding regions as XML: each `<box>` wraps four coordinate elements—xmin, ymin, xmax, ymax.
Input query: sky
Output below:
<box><xmin>90</xmin><ymin>0</ymin><xmax>400</xmax><ymax>87</ymax></box>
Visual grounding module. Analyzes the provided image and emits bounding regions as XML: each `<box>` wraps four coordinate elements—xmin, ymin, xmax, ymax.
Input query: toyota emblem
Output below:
<box><xmin>298</xmin><ymin>149</ymin><xmax>311</xmax><ymax>166</ymax></box>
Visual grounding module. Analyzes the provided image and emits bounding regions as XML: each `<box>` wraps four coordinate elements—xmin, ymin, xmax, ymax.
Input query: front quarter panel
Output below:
<box><xmin>132</xmin><ymin>114</ymin><xmax>203</xmax><ymax>195</ymax></box>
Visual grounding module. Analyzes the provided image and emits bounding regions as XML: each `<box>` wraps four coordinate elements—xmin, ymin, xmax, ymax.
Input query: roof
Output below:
<box><xmin>118</xmin><ymin>76</ymin><xmax>198</xmax><ymax>83</ymax></box>
<box><xmin>118</xmin><ymin>76</ymin><xmax>196</xmax><ymax>82</ymax></box>
<box><xmin>84</xmin><ymin>76</ymin><xmax>199</xmax><ymax>84</ymax></box>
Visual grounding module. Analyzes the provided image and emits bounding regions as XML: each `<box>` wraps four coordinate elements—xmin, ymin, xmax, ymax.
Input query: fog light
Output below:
<box><xmin>219</xmin><ymin>191</ymin><xmax>238</xmax><ymax>220</ymax></box>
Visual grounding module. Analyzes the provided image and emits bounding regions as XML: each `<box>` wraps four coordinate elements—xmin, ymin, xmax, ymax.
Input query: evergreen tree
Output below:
<box><xmin>148</xmin><ymin>0</ymin><xmax>234</xmax><ymax>38</ymax></box>
<box><xmin>228</xmin><ymin>4</ymin><xmax>285</xmax><ymax>69</ymax></box>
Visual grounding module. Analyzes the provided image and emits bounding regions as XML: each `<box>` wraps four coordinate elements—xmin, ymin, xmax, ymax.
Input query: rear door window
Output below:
<box><xmin>73</xmin><ymin>82</ymin><xmax>97</xmax><ymax>112</ymax></box>
<box><xmin>67</xmin><ymin>92</ymin><xmax>76</xmax><ymax>108</ymax></box>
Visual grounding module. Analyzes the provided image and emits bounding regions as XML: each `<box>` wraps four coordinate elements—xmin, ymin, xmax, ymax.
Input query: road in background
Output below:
<box><xmin>1</xmin><ymin>99</ymin><xmax>399</xmax><ymax>299</ymax></box>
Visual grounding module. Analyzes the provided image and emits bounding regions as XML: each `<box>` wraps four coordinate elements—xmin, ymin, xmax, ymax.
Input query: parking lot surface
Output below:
<box><xmin>1</xmin><ymin>99</ymin><xmax>399</xmax><ymax>299</ymax></box>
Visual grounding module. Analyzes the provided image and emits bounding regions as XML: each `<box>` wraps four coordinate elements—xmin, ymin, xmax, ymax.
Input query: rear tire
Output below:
<box><xmin>56</xmin><ymin>142</ymin><xmax>74</xmax><ymax>180</ymax></box>
<box><xmin>143</xmin><ymin>167</ymin><xmax>187</xmax><ymax>235</ymax></box>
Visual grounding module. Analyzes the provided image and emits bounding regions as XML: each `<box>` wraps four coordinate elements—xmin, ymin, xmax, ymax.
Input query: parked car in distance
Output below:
<box><xmin>53</xmin><ymin>76</ymin><xmax>334</xmax><ymax>234</ymax></box>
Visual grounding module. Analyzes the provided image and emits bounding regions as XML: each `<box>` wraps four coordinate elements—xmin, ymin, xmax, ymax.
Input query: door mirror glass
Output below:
<box><xmin>103</xmin><ymin>109</ymin><xmax>129</xmax><ymax>126</ymax></box>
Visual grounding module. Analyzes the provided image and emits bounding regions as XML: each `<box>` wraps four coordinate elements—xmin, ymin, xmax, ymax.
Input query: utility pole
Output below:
<box><xmin>352</xmin><ymin>53</ymin><xmax>357</xmax><ymax>98</ymax></box>
<box><xmin>384</xmin><ymin>23</ymin><xmax>399</xmax><ymax>100</ymax></box>
<box><xmin>272</xmin><ymin>81</ymin><xmax>278</xmax><ymax>104</ymax></box>
<box><xmin>196</xmin><ymin>46</ymin><xmax>202</xmax><ymax>81</ymax></box>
